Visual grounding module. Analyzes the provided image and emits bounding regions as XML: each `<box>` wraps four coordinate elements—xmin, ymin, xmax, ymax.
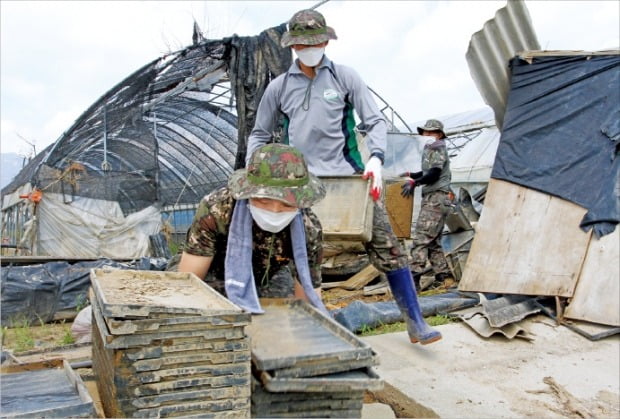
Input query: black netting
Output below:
<box><xmin>2</xmin><ymin>27</ymin><xmax>293</xmax><ymax>217</ymax></box>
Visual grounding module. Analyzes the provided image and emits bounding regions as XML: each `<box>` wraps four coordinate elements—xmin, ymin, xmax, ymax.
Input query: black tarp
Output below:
<box><xmin>491</xmin><ymin>54</ymin><xmax>620</xmax><ymax>237</ymax></box>
<box><xmin>1</xmin><ymin>258</ymin><xmax>167</xmax><ymax>325</ymax></box>
<box><xmin>332</xmin><ymin>292</ymin><xmax>480</xmax><ymax>333</ymax></box>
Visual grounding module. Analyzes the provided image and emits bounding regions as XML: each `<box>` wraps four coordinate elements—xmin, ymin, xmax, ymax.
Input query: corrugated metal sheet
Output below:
<box><xmin>466</xmin><ymin>0</ymin><xmax>540</xmax><ymax>130</ymax></box>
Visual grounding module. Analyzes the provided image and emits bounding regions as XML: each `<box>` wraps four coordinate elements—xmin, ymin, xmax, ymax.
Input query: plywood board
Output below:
<box><xmin>385</xmin><ymin>181</ymin><xmax>413</xmax><ymax>238</ymax></box>
<box><xmin>564</xmin><ymin>228</ymin><xmax>620</xmax><ymax>326</ymax></box>
<box><xmin>458</xmin><ymin>179</ymin><xmax>591</xmax><ymax>296</ymax></box>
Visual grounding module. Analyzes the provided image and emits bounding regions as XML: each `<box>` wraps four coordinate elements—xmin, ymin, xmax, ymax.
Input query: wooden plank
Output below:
<box><xmin>324</xmin><ymin>264</ymin><xmax>381</xmax><ymax>291</ymax></box>
<box><xmin>321</xmin><ymin>281</ymin><xmax>347</xmax><ymax>290</ymax></box>
<box><xmin>458</xmin><ymin>179</ymin><xmax>591</xmax><ymax>297</ymax></box>
<box><xmin>564</xmin><ymin>228</ymin><xmax>620</xmax><ymax>326</ymax></box>
<box><xmin>364</xmin><ymin>283</ymin><xmax>389</xmax><ymax>296</ymax></box>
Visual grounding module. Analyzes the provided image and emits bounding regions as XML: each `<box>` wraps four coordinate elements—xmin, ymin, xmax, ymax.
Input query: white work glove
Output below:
<box><xmin>362</xmin><ymin>156</ymin><xmax>383</xmax><ymax>201</ymax></box>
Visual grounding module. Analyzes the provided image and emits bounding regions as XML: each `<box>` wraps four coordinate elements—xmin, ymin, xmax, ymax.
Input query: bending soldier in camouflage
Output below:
<box><xmin>400</xmin><ymin>119</ymin><xmax>455</xmax><ymax>288</ymax></box>
<box><xmin>175</xmin><ymin>143</ymin><xmax>327</xmax><ymax>313</ymax></box>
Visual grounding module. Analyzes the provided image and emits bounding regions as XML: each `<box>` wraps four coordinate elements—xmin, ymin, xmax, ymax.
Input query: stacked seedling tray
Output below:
<box><xmin>247</xmin><ymin>299</ymin><xmax>383</xmax><ymax>418</ymax></box>
<box><xmin>1</xmin><ymin>359</ymin><xmax>94</xmax><ymax>418</ymax></box>
<box><xmin>90</xmin><ymin>269</ymin><xmax>252</xmax><ymax>418</ymax></box>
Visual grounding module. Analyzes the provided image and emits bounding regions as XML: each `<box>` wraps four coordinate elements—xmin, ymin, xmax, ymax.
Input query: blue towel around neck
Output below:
<box><xmin>224</xmin><ymin>199</ymin><xmax>329</xmax><ymax>315</ymax></box>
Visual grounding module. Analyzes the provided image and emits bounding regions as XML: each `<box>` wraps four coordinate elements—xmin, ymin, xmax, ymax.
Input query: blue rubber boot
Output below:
<box><xmin>386</xmin><ymin>267</ymin><xmax>442</xmax><ymax>345</ymax></box>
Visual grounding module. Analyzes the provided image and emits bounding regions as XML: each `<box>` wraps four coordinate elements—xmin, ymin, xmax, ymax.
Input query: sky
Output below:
<box><xmin>1</xmin><ymin>0</ymin><xmax>618</xmax><ymax>158</ymax></box>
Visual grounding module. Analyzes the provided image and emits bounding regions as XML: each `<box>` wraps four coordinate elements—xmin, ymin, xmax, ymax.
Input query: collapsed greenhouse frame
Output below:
<box><xmin>0</xmin><ymin>23</ymin><xmax>415</xmax><ymax>258</ymax></box>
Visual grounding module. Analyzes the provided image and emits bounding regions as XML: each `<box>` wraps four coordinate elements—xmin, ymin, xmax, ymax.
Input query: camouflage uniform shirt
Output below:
<box><xmin>183</xmin><ymin>187</ymin><xmax>323</xmax><ymax>297</ymax></box>
<box><xmin>420</xmin><ymin>139</ymin><xmax>451</xmax><ymax>195</ymax></box>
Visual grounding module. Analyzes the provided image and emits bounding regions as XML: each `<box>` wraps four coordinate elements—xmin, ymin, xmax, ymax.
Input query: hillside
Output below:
<box><xmin>1</xmin><ymin>153</ymin><xmax>25</xmax><ymax>189</ymax></box>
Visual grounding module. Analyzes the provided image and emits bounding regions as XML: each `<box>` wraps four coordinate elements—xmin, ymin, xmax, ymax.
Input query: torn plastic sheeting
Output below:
<box><xmin>491</xmin><ymin>54</ymin><xmax>620</xmax><ymax>237</ymax></box>
<box><xmin>36</xmin><ymin>193</ymin><xmax>161</xmax><ymax>258</ymax></box>
<box><xmin>1</xmin><ymin>262</ymin><xmax>61</xmax><ymax>325</ymax></box>
<box><xmin>331</xmin><ymin>292</ymin><xmax>479</xmax><ymax>333</ymax></box>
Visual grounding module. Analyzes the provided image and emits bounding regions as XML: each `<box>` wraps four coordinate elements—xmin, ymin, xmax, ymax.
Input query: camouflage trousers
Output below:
<box><xmin>410</xmin><ymin>190</ymin><xmax>451</xmax><ymax>275</ymax></box>
<box><xmin>365</xmin><ymin>199</ymin><xmax>410</xmax><ymax>272</ymax></box>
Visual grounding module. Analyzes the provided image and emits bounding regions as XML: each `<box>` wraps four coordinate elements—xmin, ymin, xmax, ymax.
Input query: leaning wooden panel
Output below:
<box><xmin>458</xmin><ymin>179</ymin><xmax>591</xmax><ymax>296</ymax></box>
<box><xmin>564</xmin><ymin>228</ymin><xmax>620</xmax><ymax>326</ymax></box>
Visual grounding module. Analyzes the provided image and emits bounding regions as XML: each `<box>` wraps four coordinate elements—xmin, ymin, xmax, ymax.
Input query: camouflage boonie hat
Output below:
<box><xmin>281</xmin><ymin>9</ymin><xmax>338</xmax><ymax>48</ymax></box>
<box><xmin>417</xmin><ymin>119</ymin><xmax>446</xmax><ymax>137</ymax></box>
<box><xmin>228</xmin><ymin>144</ymin><xmax>326</xmax><ymax>208</ymax></box>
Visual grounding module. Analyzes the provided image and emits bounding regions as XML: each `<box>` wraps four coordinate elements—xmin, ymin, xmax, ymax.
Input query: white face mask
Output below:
<box><xmin>294</xmin><ymin>47</ymin><xmax>325</xmax><ymax>67</ymax></box>
<box><xmin>248</xmin><ymin>204</ymin><xmax>299</xmax><ymax>233</ymax></box>
<box><xmin>420</xmin><ymin>134</ymin><xmax>436</xmax><ymax>147</ymax></box>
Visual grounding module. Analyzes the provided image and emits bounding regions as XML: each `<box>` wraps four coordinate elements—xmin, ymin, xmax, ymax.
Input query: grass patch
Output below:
<box><xmin>10</xmin><ymin>319</ymin><xmax>36</xmax><ymax>352</ymax></box>
<box><xmin>357</xmin><ymin>314</ymin><xmax>455</xmax><ymax>336</ymax></box>
<box><xmin>426</xmin><ymin>314</ymin><xmax>454</xmax><ymax>326</ymax></box>
<box><xmin>58</xmin><ymin>321</ymin><xmax>75</xmax><ymax>346</ymax></box>
<box><xmin>2</xmin><ymin>319</ymin><xmax>77</xmax><ymax>353</ymax></box>
<box><xmin>359</xmin><ymin>321</ymin><xmax>407</xmax><ymax>336</ymax></box>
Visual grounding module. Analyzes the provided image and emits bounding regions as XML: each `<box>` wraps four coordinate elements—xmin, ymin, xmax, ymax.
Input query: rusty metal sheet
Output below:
<box><xmin>121</xmin><ymin>396</ymin><xmax>250</xmax><ymax>418</ymax></box>
<box><xmin>251</xmin><ymin>409</ymin><xmax>360</xmax><ymax>418</ymax></box>
<box><xmin>105</xmin><ymin>313</ymin><xmax>250</xmax><ymax>336</ymax></box>
<box><xmin>127</xmin><ymin>350</ymin><xmax>251</xmax><ymax>373</ymax></box>
<box><xmin>121</xmin><ymin>339</ymin><xmax>250</xmax><ymax>362</ymax></box>
<box><xmin>125</xmin><ymin>362</ymin><xmax>251</xmax><ymax>386</ymax></box>
<box><xmin>129</xmin><ymin>374</ymin><xmax>251</xmax><ymax>398</ymax></box>
<box><xmin>91</xmin><ymin>298</ymin><xmax>251</xmax><ymax>419</ymax></box>
<box><xmin>90</xmin><ymin>268</ymin><xmax>247</xmax><ymax>318</ymax></box>
<box><xmin>251</xmin><ymin>375</ymin><xmax>363</xmax><ymax>418</ymax></box>
<box><xmin>248</xmin><ymin>300</ymin><xmax>374</xmax><ymax>374</ymax></box>
<box><xmin>260</xmin><ymin>367</ymin><xmax>383</xmax><ymax>393</ymax></box>
<box><xmin>92</xmin><ymin>297</ymin><xmax>246</xmax><ymax>349</ymax></box>
<box><xmin>119</xmin><ymin>385</ymin><xmax>250</xmax><ymax>410</ymax></box>
<box><xmin>175</xmin><ymin>410</ymin><xmax>249</xmax><ymax>419</ymax></box>
<box><xmin>271</xmin><ymin>353</ymin><xmax>379</xmax><ymax>378</ymax></box>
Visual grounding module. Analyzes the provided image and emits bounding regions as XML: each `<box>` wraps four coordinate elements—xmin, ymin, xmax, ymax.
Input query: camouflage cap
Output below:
<box><xmin>281</xmin><ymin>9</ymin><xmax>337</xmax><ymax>48</ymax></box>
<box><xmin>228</xmin><ymin>144</ymin><xmax>326</xmax><ymax>208</ymax></box>
<box><xmin>417</xmin><ymin>119</ymin><xmax>446</xmax><ymax>137</ymax></box>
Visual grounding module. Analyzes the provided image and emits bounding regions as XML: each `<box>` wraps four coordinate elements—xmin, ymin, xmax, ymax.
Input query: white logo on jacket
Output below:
<box><xmin>323</xmin><ymin>89</ymin><xmax>339</xmax><ymax>101</ymax></box>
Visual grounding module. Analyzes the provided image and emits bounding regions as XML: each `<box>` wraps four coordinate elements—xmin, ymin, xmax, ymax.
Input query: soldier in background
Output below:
<box><xmin>175</xmin><ymin>143</ymin><xmax>328</xmax><ymax>315</ymax></box>
<box><xmin>400</xmin><ymin>119</ymin><xmax>455</xmax><ymax>289</ymax></box>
